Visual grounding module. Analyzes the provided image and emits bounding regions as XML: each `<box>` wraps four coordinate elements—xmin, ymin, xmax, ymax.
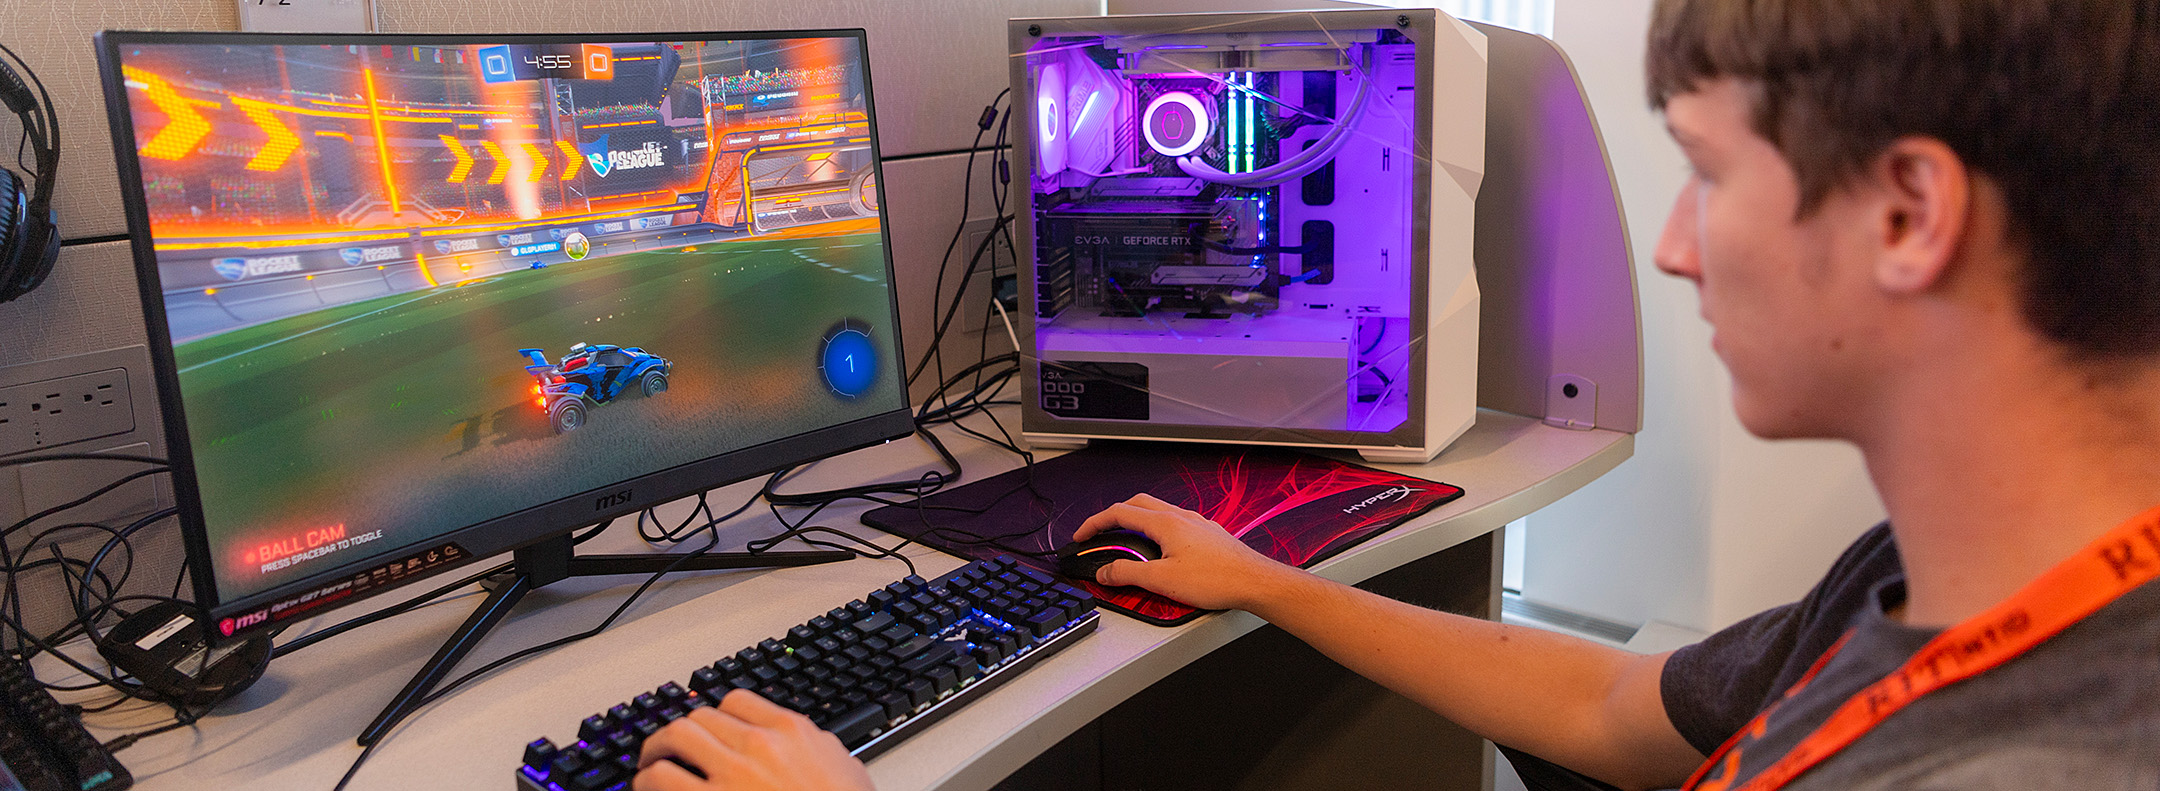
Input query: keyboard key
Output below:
<box><xmin>549</xmin><ymin>752</ymin><xmax>588</xmax><ymax>781</ymax></box>
<box><xmin>926</xmin><ymin>663</ymin><xmax>959</xmax><ymax>694</ymax></box>
<box><xmin>825</xmin><ymin>703</ymin><xmax>887</xmax><ymax>748</ymax></box>
<box><xmin>1025</xmin><ymin>609</ymin><xmax>1065</xmax><ymax>638</ymax></box>
<box><xmin>887</xmin><ymin>634</ymin><xmax>935</xmax><ymax>662</ymax></box>
<box><xmin>523</xmin><ymin>737</ymin><xmax>558</xmax><ymax>770</ymax></box>
<box><xmin>578</xmin><ymin>715</ymin><xmax>610</xmax><ymax>742</ymax></box>
<box><xmin>946</xmin><ymin>654</ymin><xmax>982</xmax><ymax>681</ymax></box>
<box><xmin>902</xmin><ymin>678</ymin><xmax>936</xmax><ymax>707</ymax></box>
<box><xmin>567</xmin><ymin>761</ymin><xmax>620</xmax><ymax>791</ymax></box>
<box><xmin>853</xmin><ymin>612</ymin><xmax>896</xmax><ymax>634</ymax></box>
<box><xmin>876</xmin><ymin>691</ymin><xmax>912</xmax><ymax>720</ymax></box>
<box><xmin>897</xmin><ymin>642</ymin><xmax>959</xmax><ymax>677</ymax></box>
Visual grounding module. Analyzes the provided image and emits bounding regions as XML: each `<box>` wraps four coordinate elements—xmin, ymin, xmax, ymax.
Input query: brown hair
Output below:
<box><xmin>1646</xmin><ymin>0</ymin><xmax>2160</xmax><ymax>358</ymax></box>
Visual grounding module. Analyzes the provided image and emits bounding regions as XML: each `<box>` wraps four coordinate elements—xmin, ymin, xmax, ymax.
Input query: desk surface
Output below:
<box><xmin>83</xmin><ymin>407</ymin><xmax>1629</xmax><ymax>791</ymax></box>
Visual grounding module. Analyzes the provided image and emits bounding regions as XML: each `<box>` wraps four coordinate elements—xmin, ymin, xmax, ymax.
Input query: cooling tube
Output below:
<box><xmin>1176</xmin><ymin>59</ymin><xmax>1374</xmax><ymax>188</ymax></box>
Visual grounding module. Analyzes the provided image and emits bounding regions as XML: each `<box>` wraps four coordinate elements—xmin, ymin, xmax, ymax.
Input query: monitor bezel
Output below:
<box><xmin>95</xmin><ymin>28</ymin><xmax>915</xmax><ymax>640</ymax></box>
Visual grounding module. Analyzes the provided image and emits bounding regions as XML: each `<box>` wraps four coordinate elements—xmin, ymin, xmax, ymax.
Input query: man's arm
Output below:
<box><xmin>1078</xmin><ymin>495</ymin><xmax>1707</xmax><ymax>791</ymax></box>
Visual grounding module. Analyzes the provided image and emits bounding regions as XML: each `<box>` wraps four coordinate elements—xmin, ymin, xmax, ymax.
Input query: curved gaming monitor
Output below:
<box><xmin>96</xmin><ymin>30</ymin><xmax>913</xmax><ymax>643</ymax></box>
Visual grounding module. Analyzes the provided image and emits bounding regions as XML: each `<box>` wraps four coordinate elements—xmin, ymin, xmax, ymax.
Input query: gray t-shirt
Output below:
<box><xmin>1663</xmin><ymin>523</ymin><xmax>2160</xmax><ymax>790</ymax></box>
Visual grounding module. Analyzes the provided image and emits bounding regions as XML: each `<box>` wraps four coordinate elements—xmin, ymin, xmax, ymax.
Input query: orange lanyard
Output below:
<box><xmin>1683</xmin><ymin>504</ymin><xmax>2160</xmax><ymax>791</ymax></box>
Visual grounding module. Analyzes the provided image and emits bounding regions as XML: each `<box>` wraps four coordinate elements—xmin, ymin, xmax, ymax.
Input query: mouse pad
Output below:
<box><xmin>860</xmin><ymin>442</ymin><xmax>1465</xmax><ymax>626</ymax></box>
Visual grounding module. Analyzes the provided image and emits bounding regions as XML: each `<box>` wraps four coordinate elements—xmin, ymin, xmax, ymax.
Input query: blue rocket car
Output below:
<box><xmin>518</xmin><ymin>343</ymin><xmax>672</xmax><ymax>434</ymax></box>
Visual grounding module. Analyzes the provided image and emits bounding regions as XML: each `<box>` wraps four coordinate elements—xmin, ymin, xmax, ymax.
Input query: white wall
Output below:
<box><xmin>1523</xmin><ymin>0</ymin><xmax>1884</xmax><ymax>632</ymax></box>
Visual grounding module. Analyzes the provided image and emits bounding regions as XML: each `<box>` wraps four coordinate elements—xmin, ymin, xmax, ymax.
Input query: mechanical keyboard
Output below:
<box><xmin>516</xmin><ymin>555</ymin><xmax>1100</xmax><ymax>791</ymax></box>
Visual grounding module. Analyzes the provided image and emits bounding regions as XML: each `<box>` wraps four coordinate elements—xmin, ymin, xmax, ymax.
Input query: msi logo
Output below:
<box><xmin>595</xmin><ymin>490</ymin><xmax>633</xmax><ymax>511</ymax></box>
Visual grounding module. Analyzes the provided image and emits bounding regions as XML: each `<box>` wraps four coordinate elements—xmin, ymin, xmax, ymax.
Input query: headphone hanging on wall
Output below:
<box><xmin>0</xmin><ymin>42</ymin><xmax>58</xmax><ymax>304</ymax></box>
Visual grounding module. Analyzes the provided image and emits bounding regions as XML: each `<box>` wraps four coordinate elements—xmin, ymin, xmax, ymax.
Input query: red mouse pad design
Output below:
<box><xmin>862</xmin><ymin>442</ymin><xmax>1464</xmax><ymax>625</ymax></box>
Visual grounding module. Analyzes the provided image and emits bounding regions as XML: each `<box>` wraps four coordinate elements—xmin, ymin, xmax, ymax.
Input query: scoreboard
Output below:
<box><xmin>477</xmin><ymin>43</ymin><xmax>615</xmax><ymax>83</ymax></box>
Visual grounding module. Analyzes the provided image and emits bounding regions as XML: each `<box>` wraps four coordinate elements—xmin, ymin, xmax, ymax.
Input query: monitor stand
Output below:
<box><xmin>358</xmin><ymin>532</ymin><xmax>850</xmax><ymax>745</ymax></box>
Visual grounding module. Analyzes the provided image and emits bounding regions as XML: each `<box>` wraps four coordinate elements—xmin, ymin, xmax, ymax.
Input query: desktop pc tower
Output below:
<box><xmin>1012</xmin><ymin>9</ymin><xmax>1487</xmax><ymax>464</ymax></box>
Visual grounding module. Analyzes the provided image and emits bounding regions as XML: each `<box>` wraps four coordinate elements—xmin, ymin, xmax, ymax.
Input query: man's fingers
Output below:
<box><xmin>1124</xmin><ymin>492</ymin><xmax>1181</xmax><ymax>512</ymax></box>
<box><xmin>632</xmin><ymin>757</ymin><xmax>707</xmax><ymax>791</ymax></box>
<box><xmin>1093</xmin><ymin>558</ymin><xmax>1151</xmax><ymax>588</ymax></box>
<box><xmin>1074</xmin><ymin>502</ymin><xmax>1180</xmax><ymax>542</ymax></box>
<box><xmin>639</xmin><ymin>712</ymin><xmax>733</xmax><ymax>770</ymax></box>
<box><xmin>719</xmin><ymin>687</ymin><xmax>809</xmax><ymax>731</ymax></box>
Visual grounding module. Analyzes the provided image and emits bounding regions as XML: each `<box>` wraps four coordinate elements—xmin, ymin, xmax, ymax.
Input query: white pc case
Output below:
<box><xmin>1012</xmin><ymin>9</ymin><xmax>1486</xmax><ymax>463</ymax></box>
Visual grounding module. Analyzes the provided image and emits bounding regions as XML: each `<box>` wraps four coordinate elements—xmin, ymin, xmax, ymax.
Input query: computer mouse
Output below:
<box><xmin>1055</xmin><ymin>529</ymin><xmax>1163</xmax><ymax>582</ymax></box>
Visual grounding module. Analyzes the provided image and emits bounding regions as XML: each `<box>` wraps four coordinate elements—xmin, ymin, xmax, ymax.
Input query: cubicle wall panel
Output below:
<box><xmin>0</xmin><ymin>240</ymin><xmax>151</xmax><ymax>366</ymax></box>
<box><xmin>0</xmin><ymin>0</ymin><xmax>238</xmax><ymax>243</ymax></box>
<box><xmin>1470</xmin><ymin>23</ymin><xmax>1642</xmax><ymax>433</ymax></box>
<box><xmin>0</xmin><ymin>0</ymin><xmax>1088</xmax><ymax>242</ymax></box>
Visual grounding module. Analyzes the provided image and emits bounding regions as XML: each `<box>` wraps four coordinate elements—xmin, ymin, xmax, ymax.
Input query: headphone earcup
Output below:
<box><xmin>0</xmin><ymin>167</ymin><xmax>56</xmax><ymax>303</ymax></box>
<box><xmin>0</xmin><ymin>168</ymin><xmax>25</xmax><ymax>298</ymax></box>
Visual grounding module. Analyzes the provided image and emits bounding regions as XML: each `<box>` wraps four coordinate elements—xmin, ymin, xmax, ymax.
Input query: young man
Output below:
<box><xmin>634</xmin><ymin>1</ymin><xmax>2160</xmax><ymax>788</ymax></box>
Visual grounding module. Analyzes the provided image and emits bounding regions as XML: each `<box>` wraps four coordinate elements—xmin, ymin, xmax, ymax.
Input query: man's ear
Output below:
<box><xmin>1869</xmin><ymin>137</ymin><xmax>1971</xmax><ymax>294</ymax></box>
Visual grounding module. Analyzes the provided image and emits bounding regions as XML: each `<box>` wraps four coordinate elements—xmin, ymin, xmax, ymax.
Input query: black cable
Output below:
<box><xmin>749</xmin><ymin>497</ymin><xmax>918</xmax><ymax>578</ymax></box>
<box><xmin>638</xmin><ymin>492</ymin><xmax>717</xmax><ymax>544</ymax></box>
<box><xmin>67</xmin><ymin>509</ymin><xmax>176</xmax><ymax>650</ymax></box>
<box><xmin>570</xmin><ymin>519</ymin><xmax>614</xmax><ymax>545</ymax></box>
<box><xmin>761</xmin><ymin>430</ymin><xmax>960</xmax><ymax>508</ymax></box>
<box><xmin>5</xmin><ymin>467</ymin><xmax>168</xmax><ymax>537</ymax></box>
<box><xmin>101</xmin><ymin>714</ymin><xmax>198</xmax><ymax>753</ymax></box>
<box><xmin>906</xmin><ymin>91</ymin><xmax>1010</xmax><ymax>389</ymax></box>
<box><xmin>0</xmin><ymin>453</ymin><xmax>166</xmax><ymax>469</ymax></box>
<box><xmin>0</xmin><ymin>465</ymin><xmax>169</xmax><ymax>647</ymax></box>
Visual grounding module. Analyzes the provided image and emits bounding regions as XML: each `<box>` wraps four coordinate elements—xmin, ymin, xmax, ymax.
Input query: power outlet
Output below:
<box><xmin>0</xmin><ymin>368</ymin><xmax>137</xmax><ymax>457</ymax></box>
<box><xmin>956</xmin><ymin>217</ymin><xmax>1017</xmax><ymax>340</ymax></box>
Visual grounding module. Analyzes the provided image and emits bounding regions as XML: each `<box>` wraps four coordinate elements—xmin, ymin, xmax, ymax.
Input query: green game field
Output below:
<box><xmin>172</xmin><ymin>231</ymin><xmax>901</xmax><ymax>599</ymax></box>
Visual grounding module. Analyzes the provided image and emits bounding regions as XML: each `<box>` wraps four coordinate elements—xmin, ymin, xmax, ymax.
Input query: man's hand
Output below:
<box><xmin>1070</xmin><ymin>492</ymin><xmax>1302</xmax><ymax>611</ymax></box>
<box><xmin>634</xmin><ymin>689</ymin><xmax>873</xmax><ymax>791</ymax></box>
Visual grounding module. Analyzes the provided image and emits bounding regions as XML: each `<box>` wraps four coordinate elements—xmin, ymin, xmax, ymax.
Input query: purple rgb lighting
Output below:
<box><xmin>1143</xmin><ymin>91</ymin><xmax>1209</xmax><ymax>157</ymax></box>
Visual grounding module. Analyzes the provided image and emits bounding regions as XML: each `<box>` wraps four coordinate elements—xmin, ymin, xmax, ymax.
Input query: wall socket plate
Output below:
<box><xmin>956</xmin><ymin>217</ymin><xmax>1016</xmax><ymax>339</ymax></box>
<box><xmin>0</xmin><ymin>346</ymin><xmax>165</xmax><ymax>462</ymax></box>
<box><xmin>0</xmin><ymin>368</ymin><xmax>135</xmax><ymax>456</ymax></box>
